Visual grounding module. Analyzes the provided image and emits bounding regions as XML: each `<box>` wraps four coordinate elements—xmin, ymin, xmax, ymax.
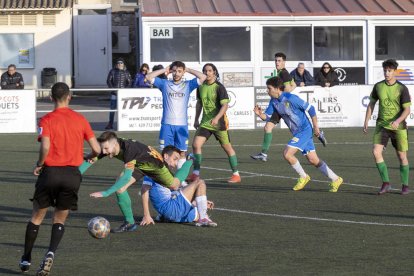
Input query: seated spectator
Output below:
<box><xmin>290</xmin><ymin>63</ymin><xmax>314</xmax><ymax>87</ymax></box>
<box><xmin>133</xmin><ymin>63</ymin><xmax>151</xmax><ymax>88</ymax></box>
<box><xmin>1</xmin><ymin>64</ymin><xmax>24</xmax><ymax>89</ymax></box>
<box><xmin>314</xmin><ymin>62</ymin><xmax>339</xmax><ymax>87</ymax></box>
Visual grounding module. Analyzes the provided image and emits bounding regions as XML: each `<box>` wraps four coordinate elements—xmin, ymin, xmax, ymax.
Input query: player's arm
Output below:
<box><xmin>34</xmin><ymin>137</ymin><xmax>50</xmax><ymax>176</ymax></box>
<box><xmin>186</xmin><ymin>67</ymin><xmax>207</xmax><ymax>84</ymax></box>
<box><xmin>392</xmin><ymin>87</ymin><xmax>411</xmax><ymax>130</ymax></box>
<box><xmin>90</xmin><ymin>162</ymin><xmax>134</xmax><ymax>198</ymax></box>
<box><xmin>140</xmin><ymin>184</ymin><xmax>155</xmax><ymax>226</ymax></box>
<box><xmin>145</xmin><ymin>66</ymin><xmax>170</xmax><ymax>83</ymax></box>
<box><xmin>212</xmin><ymin>101</ymin><xmax>228</xmax><ymax>126</ymax></box>
<box><xmin>364</xmin><ymin>86</ymin><xmax>379</xmax><ymax>133</ymax></box>
<box><xmin>168</xmin><ymin>159</ymin><xmax>194</xmax><ymax>190</ymax></box>
<box><xmin>194</xmin><ymin>98</ymin><xmax>202</xmax><ymax>129</ymax></box>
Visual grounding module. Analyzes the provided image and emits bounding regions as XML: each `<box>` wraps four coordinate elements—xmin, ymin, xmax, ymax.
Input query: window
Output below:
<box><xmin>0</xmin><ymin>33</ymin><xmax>35</xmax><ymax>68</ymax></box>
<box><xmin>314</xmin><ymin>26</ymin><xmax>363</xmax><ymax>61</ymax></box>
<box><xmin>263</xmin><ymin>27</ymin><xmax>312</xmax><ymax>61</ymax></box>
<box><xmin>202</xmin><ymin>27</ymin><xmax>251</xmax><ymax>61</ymax></box>
<box><xmin>150</xmin><ymin>27</ymin><xmax>199</xmax><ymax>62</ymax></box>
<box><xmin>375</xmin><ymin>26</ymin><xmax>414</xmax><ymax>60</ymax></box>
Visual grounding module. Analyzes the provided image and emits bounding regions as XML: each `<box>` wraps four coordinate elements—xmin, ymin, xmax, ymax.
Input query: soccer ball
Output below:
<box><xmin>87</xmin><ymin>216</ymin><xmax>110</xmax><ymax>239</ymax></box>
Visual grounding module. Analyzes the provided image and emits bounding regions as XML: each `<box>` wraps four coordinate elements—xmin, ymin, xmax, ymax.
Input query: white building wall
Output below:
<box><xmin>0</xmin><ymin>9</ymin><xmax>72</xmax><ymax>89</ymax></box>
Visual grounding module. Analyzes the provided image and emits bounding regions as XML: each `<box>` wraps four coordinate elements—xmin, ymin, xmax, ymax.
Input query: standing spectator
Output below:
<box><xmin>363</xmin><ymin>59</ymin><xmax>411</xmax><ymax>195</ymax></box>
<box><xmin>1</xmin><ymin>64</ymin><xmax>24</xmax><ymax>89</ymax></box>
<box><xmin>290</xmin><ymin>62</ymin><xmax>315</xmax><ymax>87</ymax></box>
<box><xmin>314</xmin><ymin>62</ymin><xmax>339</xmax><ymax>87</ymax></box>
<box><xmin>133</xmin><ymin>63</ymin><xmax>151</xmax><ymax>88</ymax></box>
<box><xmin>251</xmin><ymin>52</ymin><xmax>296</xmax><ymax>162</ymax></box>
<box><xmin>19</xmin><ymin>82</ymin><xmax>100</xmax><ymax>274</ymax></box>
<box><xmin>105</xmin><ymin>58</ymin><xmax>132</xmax><ymax>130</ymax></box>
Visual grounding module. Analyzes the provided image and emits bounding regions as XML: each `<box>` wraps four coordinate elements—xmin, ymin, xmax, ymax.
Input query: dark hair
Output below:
<box><xmin>170</xmin><ymin>61</ymin><xmax>186</xmax><ymax>70</ymax></box>
<box><xmin>266</xmin><ymin>76</ymin><xmax>285</xmax><ymax>91</ymax></box>
<box><xmin>51</xmin><ymin>82</ymin><xmax>71</xmax><ymax>101</ymax></box>
<box><xmin>97</xmin><ymin>131</ymin><xmax>118</xmax><ymax>143</ymax></box>
<box><xmin>320</xmin><ymin>62</ymin><xmax>333</xmax><ymax>73</ymax></box>
<box><xmin>8</xmin><ymin>64</ymin><xmax>16</xmax><ymax>69</ymax></box>
<box><xmin>139</xmin><ymin>63</ymin><xmax>149</xmax><ymax>73</ymax></box>
<box><xmin>152</xmin><ymin>64</ymin><xmax>167</xmax><ymax>79</ymax></box>
<box><xmin>274</xmin><ymin>52</ymin><xmax>287</xmax><ymax>60</ymax></box>
<box><xmin>162</xmin><ymin>145</ymin><xmax>181</xmax><ymax>156</ymax></box>
<box><xmin>382</xmin><ymin>59</ymin><xmax>398</xmax><ymax>70</ymax></box>
<box><xmin>202</xmin><ymin>63</ymin><xmax>220</xmax><ymax>81</ymax></box>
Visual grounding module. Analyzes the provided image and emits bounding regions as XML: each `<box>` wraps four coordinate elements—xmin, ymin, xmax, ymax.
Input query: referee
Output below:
<box><xmin>19</xmin><ymin>82</ymin><xmax>100</xmax><ymax>275</ymax></box>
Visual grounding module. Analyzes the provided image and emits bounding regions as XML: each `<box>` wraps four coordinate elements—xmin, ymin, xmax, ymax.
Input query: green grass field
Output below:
<box><xmin>1</xmin><ymin>128</ymin><xmax>414</xmax><ymax>275</ymax></box>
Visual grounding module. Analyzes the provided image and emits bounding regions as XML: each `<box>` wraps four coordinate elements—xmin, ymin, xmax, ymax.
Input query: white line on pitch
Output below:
<box><xmin>214</xmin><ymin>207</ymin><xmax>414</xmax><ymax>228</ymax></box>
<box><xmin>202</xmin><ymin>166</ymin><xmax>400</xmax><ymax>191</ymax></box>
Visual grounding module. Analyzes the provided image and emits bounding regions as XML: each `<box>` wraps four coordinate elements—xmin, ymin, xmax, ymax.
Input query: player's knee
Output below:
<box><xmin>372</xmin><ymin>148</ymin><xmax>383</xmax><ymax>159</ymax></box>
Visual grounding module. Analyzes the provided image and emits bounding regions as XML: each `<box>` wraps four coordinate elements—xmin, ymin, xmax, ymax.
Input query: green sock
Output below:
<box><xmin>194</xmin><ymin>154</ymin><xmax>202</xmax><ymax>171</ymax></box>
<box><xmin>262</xmin><ymin>132</ymin><xmax>272</xmax><ymax>154</ymax></box>
<box><xmin>228</xmin><ymin>155</ymin><xmax>238</xmax><ymax>173</ymax></box>
<box><xmin>400</xmin><ymin>164</ymin><xmax>409</xmax><ymax>186</ymax></box>
<box><xmin>175</xmin><ymin>160</ymin><xmax>193</xmax><ymax>182</ymax></box>
<box><xmin>116</xmin><ymin>191</ymin><xmax>134</xmax><ymax>224</ymax></box>
<box><xmin>376</xmin><ymin>162</ymin><xmax>390</xmax><ymax>182</ymax></box>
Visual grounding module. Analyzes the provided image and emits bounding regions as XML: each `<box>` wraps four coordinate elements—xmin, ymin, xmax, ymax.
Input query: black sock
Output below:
<box><xmin>48</xmin><ymin>223</ymin><xmax>65</xmax><ymax>253</ymax></box>
<box><xmin>23</xmin><ymin>221</ymin><xmax>40</xmax><ymax>262</ymax></box>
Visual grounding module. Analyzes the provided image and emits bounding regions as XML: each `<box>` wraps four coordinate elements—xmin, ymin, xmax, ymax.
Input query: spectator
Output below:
<box><xmin>314</xmin><ymin>62</ymin><xmax>339</xmax><ymax>87</ymax></box>
<box><xmin>105</xmin><ymin>58</ymin><xmax>132</xmax><ymax>130</ymax></box>
<box><xmin>1</xmin><ymin>64</ymin><xmax>24</xmax><ymax>89</ymax></box>
<box><xmin>132</xmin><ymin>63</ymin><xmax>151</xmax><ymax>88</ymax></box>
<box><xmin>290</xmin><ymin>62</ymin><xmax>315</xmax><ymax>87</ymax></box>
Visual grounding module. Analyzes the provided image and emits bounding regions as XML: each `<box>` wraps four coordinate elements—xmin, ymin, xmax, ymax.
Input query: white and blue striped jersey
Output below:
<box><xmin>153</xmin><ymin>77</ymin><xmax>199</xmax><ymax>126</ymax></box>
<box><xmin>142</xmin><ymin>176</ymin><xmax>176</xmax><ymax>213</ymax></box>
<box><xmin>264</xmin><ymin>92</ymin><xmax>313</xmax><ymax>135</ymax></box>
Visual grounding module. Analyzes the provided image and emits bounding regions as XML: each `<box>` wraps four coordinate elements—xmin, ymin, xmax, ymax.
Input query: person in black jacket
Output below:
<box><xmin>1</xmin><ymin>64</ymin><xmax>24</xmax><ymax>89</ymax></box>
<box><xmin>290</xmin><ymin>63</ymin><xmax>315</xmax><ymax>87</ymax></box>
<box><xmin>105</xmin><ymin>58</ymin><xmax>132</xmax><ymax>130</ymax></box>
<box><xmin>314</xmin><ymin>62</ymin><xmax>339</xmax><ymax>87</ymax></box>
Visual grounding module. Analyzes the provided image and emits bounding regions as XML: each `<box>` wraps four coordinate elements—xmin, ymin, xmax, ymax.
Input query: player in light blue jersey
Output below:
<box><xmin>254</xmin><ymin>77</ymin><xmax>343</xmax><ymax>192</ymax></box>
<box><xmin>140</xmin><ymin>145</ymin><xmax>217</xmax><ymax>227</ymax></box>
<box><xmin>145</xmin><ymin>61</ymin><xmax>206</xmax><ymax>164</ymax></box>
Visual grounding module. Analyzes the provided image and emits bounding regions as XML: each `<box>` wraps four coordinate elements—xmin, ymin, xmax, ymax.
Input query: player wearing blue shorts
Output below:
<box><xmin>145</xmin><ymin>61</ymin><xmax>206</xmax><ymax>163</ymax></box>
<box><xmin>254</xmin><ymin>77</ymin><xmax>343</xmax><ymax>192</ymax></box>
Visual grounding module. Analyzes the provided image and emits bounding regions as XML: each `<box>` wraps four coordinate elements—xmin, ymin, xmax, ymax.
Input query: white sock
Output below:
<box><xmin>233</xmin><ymin>171</ymin><xmax>239</xmax><ymax>176</ymax></box>
<box><xmin>195</xmin><ymin>195</ymin><xmax>208</xmax><ymax>220</ymax></box>
<box><xmin>192</xmin><ymin>170</ymin><xmax>200</xmax><ymax>176</ymax></box>
<box><xmin>291</xmin><ymin>160</ymin><xmax>307</xmax><ymax>178</ymax></box>
<box><xmin>318</xmin><ymin>161</ymin><xmax>338</xmax><ymax>181</ymax></box>
<box><xmin>177</xmin><ymin>158</ymin><xmax>186</xmax><ymax>169</ymax></box>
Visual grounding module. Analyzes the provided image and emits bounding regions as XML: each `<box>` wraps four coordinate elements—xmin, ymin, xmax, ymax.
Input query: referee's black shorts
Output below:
<box><xmin>31</xmin><ymin>166</ymin><xmax>82</xmax><ymax>211</ymax></box>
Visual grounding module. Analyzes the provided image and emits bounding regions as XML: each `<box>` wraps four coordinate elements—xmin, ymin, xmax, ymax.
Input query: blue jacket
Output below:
<box><xmin>289</xmin><ymin>68</ymin><xmax>315</xmax><ymax>86</ymax></box>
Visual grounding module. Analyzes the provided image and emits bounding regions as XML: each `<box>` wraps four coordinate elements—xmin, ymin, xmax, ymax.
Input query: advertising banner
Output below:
<box><xmin>118</xmin><ymin>87</ymin><xmax>255</xmax><ymax>131</ymax></box>
<box><xmin>0</xmin><ymin>90</ymin><xmax>36</xmax><ymax>133</ymax></box>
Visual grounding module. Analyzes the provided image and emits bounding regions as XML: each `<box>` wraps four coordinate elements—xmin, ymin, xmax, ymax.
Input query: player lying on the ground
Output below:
<box><xmin>254</xmin><ymin>76</ymin><xmax>343</xmax><ymax>192</ymax></box>
<box><xmin>82</xmin><ymin>131</ymin><xmax>194</xmax><ymax>232</ymax></box>
<box><xmin>140</xmin><ymin>146</ymin><xmax>217</xmax><ymax>227</ymax></box>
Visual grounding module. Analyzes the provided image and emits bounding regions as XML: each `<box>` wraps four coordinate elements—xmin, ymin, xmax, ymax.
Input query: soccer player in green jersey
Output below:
<box><xmin>363</xmin><ymin>59</ymin><xmax>411</xmax><ymax>195</ymax></box>
<box><xmin>85</xmin><ymin>131</ymin><xmax>194</xmax><ymax>232</ymax></box>
<box><xmin>251</xmin><ymin>52</ymin><xmax>296</xmax><ymax>162</ymax></box>
<box><xmin>187</xmin><ymin>63</ymin><xmax>241</xmax><ymax>183</ymax></box>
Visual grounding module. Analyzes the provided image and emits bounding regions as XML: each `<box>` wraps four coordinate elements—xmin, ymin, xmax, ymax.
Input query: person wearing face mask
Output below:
<box><xmin>105</xmin><ymin>58</ymin><xmax>132</xmax><ymax>130</ymax></box>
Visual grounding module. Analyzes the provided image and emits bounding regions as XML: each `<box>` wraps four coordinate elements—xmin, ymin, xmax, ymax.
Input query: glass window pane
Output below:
<box><xmin>263</xmin><ymin>27</ymin><xmax>312</xmax><ymax>61</ymax></box>
<box><xmin>150</xmin><ymin>27</ymin><xmax>199</xmax><ymax>62</ymax></box>
<box><xmin>314</xmin><ymin>26</ymin><xmax>363</xmax><ymax>61</ymax></box>
<box><xmin>202</xmin><ymin>27</ymin><xmax>250</xmax><ymax>61</ymax></box>
<box><xmin>375</xmin><ymin>26</ymin><xmax>414</xmax><ymax>60</ymax></box>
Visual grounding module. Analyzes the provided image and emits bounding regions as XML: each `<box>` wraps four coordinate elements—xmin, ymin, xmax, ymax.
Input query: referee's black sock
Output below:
<box><xmin>48</xmin><ymin>223</ymin><xmax>65</xmax><ymax>253</ymax></box>
<box><xmin>23</xmin><ymin>221</ymin><xmax>40</xmax><ymax>261</ymax></box>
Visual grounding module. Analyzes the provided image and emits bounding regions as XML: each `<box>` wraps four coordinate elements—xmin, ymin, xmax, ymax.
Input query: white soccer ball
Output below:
<box><xmin>87</xmin><ymin>216</ymin><xmax>110</xmax><ymax>239</ymax></box>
